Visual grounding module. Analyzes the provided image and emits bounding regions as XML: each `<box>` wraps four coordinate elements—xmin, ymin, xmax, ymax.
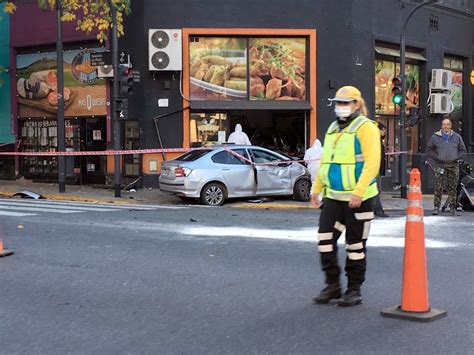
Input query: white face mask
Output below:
<box><xmin>334</xmin><ymin>106</ymin><xmax>353</xmax><ymax>119</ymax></box>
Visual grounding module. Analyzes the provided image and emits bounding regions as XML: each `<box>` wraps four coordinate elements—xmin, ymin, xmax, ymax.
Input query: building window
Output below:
<box><xmin>190</xmin><ymin>112</ymin><xmax>227</xmax><ymax>146</ymax></box>
<box><xmin>443</xmin><ymin>57</ymin><xmax>464</xmax><ymax>132</ymax></box>
<box><xmin>375</xmin><ymin>54</ymin><xmax>421</xmax><ymax>169</ymax></box>
<box><xmin>375</xmin><ymin>60</ymin><xmax>420</xmax><ymax>115</ymax></box>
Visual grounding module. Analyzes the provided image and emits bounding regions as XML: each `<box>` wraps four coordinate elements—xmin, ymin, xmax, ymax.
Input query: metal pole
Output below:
<box><xmin>399</xmin><ymin>0</ymin><xmax>436</xmax><ymax>199</ymax></box>
<box><xmin>56</xmin><ymin>0</ymin><xmax>65</xmax><ymax>193</ymax></box>
<box><xmin>107</xmin><ymin>0</ymin><xmax>121</xmax><ymax>197</ymax></box>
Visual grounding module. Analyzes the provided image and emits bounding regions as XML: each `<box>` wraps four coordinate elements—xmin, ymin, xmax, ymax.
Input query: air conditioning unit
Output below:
<box><xmin>431</xmin><ymin>69</ymin><xmax>452</xmax><ymax>91</ymax></box>
<box><xmin>148</xmin><ymin>29</ymin><xmax>182</xmax><ymax>71</ymax></box>
<box><xmin>430</xmin><ymin>93</ymin><xmax>452</xmax><ymax>114</ymax></box>
<box><xmin>97</xmin><ymin>65</ymin><xmax>114</xmax><ymax>78</ymax></box>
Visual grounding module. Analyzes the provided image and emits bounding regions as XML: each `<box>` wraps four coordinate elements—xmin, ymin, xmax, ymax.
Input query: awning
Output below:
<box><xmin>189</xmin><ymin>100</ymin><xmax>313</xmax><ymax>111</ymax></box>
<box><xmin>375</xmin><ymin>46</ymin><xmax>427</xmax><ymax>61</ymax></box>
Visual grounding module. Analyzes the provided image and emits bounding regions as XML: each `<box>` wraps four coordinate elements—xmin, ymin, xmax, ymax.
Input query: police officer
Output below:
<box><xmin>311</xmin><ymin>86</ymin><xmax>381</xmax><ymax>307</ymax></box>
<box><xmin>426</xmin><ymin>118</ymin><xmax>466</xmax><ymax>216</ymax></box>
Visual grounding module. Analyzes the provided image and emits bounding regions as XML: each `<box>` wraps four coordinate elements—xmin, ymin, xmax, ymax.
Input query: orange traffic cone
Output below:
<box><xmin>381</xmin><ymin>168</ymin><xmax>446</xmax><ymax>322</ymax></box>
<box><xmin>0</xmin><ymin>239</ymin><xmax>14</xmax><ymax>258</ymax></box>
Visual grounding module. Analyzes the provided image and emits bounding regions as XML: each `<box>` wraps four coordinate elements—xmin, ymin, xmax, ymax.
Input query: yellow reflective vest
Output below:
<box><xmin>318</xmin><ymin>116</ymin><xmax>379</xmax><ymax>201</ymax></box>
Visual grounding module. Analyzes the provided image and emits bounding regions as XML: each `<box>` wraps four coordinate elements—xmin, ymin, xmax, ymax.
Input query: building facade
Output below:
<box><xmin>1</xmin><ymin>0</ymin><xmax>473</xmax><ymax>188</ymax></box>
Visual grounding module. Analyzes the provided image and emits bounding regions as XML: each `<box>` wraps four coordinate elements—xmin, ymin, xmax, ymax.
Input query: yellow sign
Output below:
<box><xmin>471</xmin><ymin>70</ymin><xmax>474</xmax><ymax>85</ymax></box>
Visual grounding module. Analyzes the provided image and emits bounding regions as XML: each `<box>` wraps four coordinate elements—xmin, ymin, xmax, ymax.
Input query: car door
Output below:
<box><xmin>210</xmin><ymin>149</ymin><xmax>255</xmax><ymax>196</ymax></box>
<box><xmin>249</xmin><ymin>149</ymin><xmax>292</xmax><ymax>195</ymax></box>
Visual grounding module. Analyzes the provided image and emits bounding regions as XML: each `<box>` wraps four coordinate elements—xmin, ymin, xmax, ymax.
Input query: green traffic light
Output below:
<box><xmin>392</xmin><ymin>94</ymin><xmax>402</xmax><ymax>105</ymax></box>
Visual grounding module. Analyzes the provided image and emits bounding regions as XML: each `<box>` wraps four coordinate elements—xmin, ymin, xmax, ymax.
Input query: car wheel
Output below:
<box><xmin>293</xmin><ymin>178</ymin><xmax>311</xmax><ymax>202</ymax></box>
<box><xmin>200</xmin><ymin>182</ymin><xmax>227</xmax><ymax>206</ymax></box>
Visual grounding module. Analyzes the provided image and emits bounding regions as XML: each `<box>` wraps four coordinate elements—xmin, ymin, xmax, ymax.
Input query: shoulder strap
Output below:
<box><xmin>348</xmin><ymin>116</ymin><xmax>373</xmax><ymax>133</ymax></box>
<box><xmin>327</xmin><ymin>120</ymin><xmax>340</xmax><ymax>134</ymax></box>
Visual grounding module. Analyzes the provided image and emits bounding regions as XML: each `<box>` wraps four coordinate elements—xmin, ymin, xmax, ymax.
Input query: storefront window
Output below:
<box><xmin>444</xmin><ymin>57</ymin><xmax>463</xmax><ymax>126</ymax></box>
<box><xmin>249</xmin><ymin>38</ymin><xmax>306</xmax><ymax>100</ymax></box>
<box><xmin>190</xmin><ymin>112</ymin><xmax>227</xmax><ymax>146</ymax></box>
<box><xmin>375</xmin><ymin>60</ymin><xmax>419</xmax><ymax>115</ymax></box>
<box><xmin>20</xmin><ymin>118</ymin><xmax>81</xmax><ymax>177</ymax></box>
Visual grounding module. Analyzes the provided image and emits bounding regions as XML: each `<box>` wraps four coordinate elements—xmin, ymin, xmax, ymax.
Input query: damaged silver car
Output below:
<box><xmin>159</xmin><ymin>145</ymin><xmax>311</xmax><ymax>206</ymax></box>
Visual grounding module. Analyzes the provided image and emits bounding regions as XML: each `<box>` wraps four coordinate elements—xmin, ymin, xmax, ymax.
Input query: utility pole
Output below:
<box><xmin>399</xmin><ymin>0</ymin><xmax>437</xmax><ymax>198</ymax></box>
<box><xmin>56</xmin><ymin>0</ymin><xmax>65</xmax><ymax>193</ymax></box>
<box><xmin>106</xmin><ymin>0</ymin><xmax>121</xmax><ymax>197</ymax></box>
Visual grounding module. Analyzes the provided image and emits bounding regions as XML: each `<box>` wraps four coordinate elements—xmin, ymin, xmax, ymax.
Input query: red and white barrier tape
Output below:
<box><xmin>0</xmin><ymin>148</ymin><xmax>191</xmax><ymax>157</ymax></box>
<box><xmin>0</xmin><ymin>146</ymin><xmax>410</xmax><ymax>165</ymax></box>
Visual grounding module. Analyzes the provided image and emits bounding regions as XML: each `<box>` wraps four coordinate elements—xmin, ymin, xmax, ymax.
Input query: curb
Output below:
<box><xmin>0</xmin><ymin>191</ymin><xmax>131</xmax><ymax>205</ymax></box>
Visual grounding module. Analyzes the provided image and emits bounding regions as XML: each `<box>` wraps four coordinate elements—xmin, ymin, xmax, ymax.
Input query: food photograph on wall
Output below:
<box><xmin>16</xmin><ymin>48</ymin><xmax>107</xmax><ymax>117</ymax></box>
<box><xmin>249</xmin><ymin>38</ymin><xmax>306</xmax><ymax>100</ymax></box>
<box><xmin>189</xmin><ymin>36</ymin><xmax>307</xmax><ymax>101</ymax></box>
<box><xmin>189</xmin><ymin>37</ymin><xmax>248</xmax><ymax>101</ymax></box>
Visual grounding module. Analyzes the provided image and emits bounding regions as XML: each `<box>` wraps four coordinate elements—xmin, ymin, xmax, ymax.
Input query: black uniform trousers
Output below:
<box><xmin>317</xmin><ymin>197</ymin><xmax>375</xmax><ymax>290</ymax></box>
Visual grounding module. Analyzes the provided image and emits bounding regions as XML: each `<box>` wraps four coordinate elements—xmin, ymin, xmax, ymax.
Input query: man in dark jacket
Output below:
<box><xmin>426</xmin><ymin>118</ymin><xmax>467</xmax><ymax>216</ymax></box>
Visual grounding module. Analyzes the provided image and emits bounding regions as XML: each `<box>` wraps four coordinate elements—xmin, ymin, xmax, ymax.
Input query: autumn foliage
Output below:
<box><xmin>3</xmin><ymin>0</ymin><xmax>131</xmax><ymax>42</ymax></box>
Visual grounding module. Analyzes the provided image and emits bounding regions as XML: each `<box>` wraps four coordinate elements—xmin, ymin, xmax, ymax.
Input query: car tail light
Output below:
<box><xmin>174</xmin><ymin>166</ymin><xmax>191</xmax><ymax>177</ymax></box>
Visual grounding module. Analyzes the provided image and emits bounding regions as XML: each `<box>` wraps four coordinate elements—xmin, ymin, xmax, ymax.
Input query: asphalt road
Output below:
<box><xmin>0</xmin><ymin>199</ymin><xmax>473</xmax><ymax>354</ymax></box>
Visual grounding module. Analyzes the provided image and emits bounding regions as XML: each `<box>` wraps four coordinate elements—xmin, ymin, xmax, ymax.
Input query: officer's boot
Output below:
<box><xmin>313</xmin><ymin>283</ymin><xmax>341</xmax><ymax>304</ymax></box>
<box><xmin>432</xmin><ymin>207</ymin><xmax>439</xmax><ymax>215</ymax></box>
<box><xmin>336</xmin><ymin>288</ymin><xmax>362</xmax><ymax>307</ymax></box>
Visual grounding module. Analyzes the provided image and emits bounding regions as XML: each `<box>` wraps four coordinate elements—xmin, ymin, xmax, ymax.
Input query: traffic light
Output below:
<box><xmin>115</xmin><ymin>98</ymin><xmax>128</xmax><ymax>121</ymax></box>
<box><xmin>392</xmin><ymin>75</ymin><xmax>403</xmax><ymax>105</ymax></box>
<box><xmin>408</xmin><ymin>106</ymin><xmax>420</xmax><ymax>127</ymax></box>
<box><xmin>119</xmin><ymin>66</ymin><xmax>134</xmax><ymax>96</ymax></box>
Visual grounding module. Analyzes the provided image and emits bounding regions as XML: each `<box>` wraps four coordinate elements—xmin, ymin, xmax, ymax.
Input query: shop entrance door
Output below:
<box><xmin>83</xmin><ymin>117</ymin><xmax>106</xmax><ymax>185</ymax></box>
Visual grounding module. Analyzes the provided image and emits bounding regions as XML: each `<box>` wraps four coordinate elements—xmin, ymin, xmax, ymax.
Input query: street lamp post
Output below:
<box><xmin>399</xmin><ymin>0</ymin><xmax>437</xmax><ymax>198</ymax></box>
<box><xmin>106</xmin><ymin>0</ymin><xmax>121</xmax><ymax>198</ymax></box>
<box><xmin>56</xmin><ymin>0</ymin><xmax>66</xmax><ymax>193</ymax></box>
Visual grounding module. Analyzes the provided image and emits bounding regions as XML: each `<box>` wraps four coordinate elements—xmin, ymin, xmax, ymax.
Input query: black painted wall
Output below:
<box><xmin>119</xmin><ymin>0</ymin><xmax>473</xmax><ymax>156</ymax></box>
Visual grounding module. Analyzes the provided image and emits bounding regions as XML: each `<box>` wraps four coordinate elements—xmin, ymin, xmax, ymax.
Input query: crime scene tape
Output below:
<box><xmin>0</xmin><ymin>148</ymin><xmax>191</xmax><ymax>156</ymax></box>
<box><xmin>0</xmin><ymin>146</ymin><xmax>409</xmax><ymax>166</ymax></box>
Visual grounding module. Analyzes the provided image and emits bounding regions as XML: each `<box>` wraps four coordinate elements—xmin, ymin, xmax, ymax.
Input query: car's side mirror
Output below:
<box><xmin>277</xmin><ymin>161</ymin><xmax>292</xmax><ymax>167</ymax></box>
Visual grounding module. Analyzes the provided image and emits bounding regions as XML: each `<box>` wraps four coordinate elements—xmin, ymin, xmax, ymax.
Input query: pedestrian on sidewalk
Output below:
<box><xmin>227</xmin><ymin>123</ymin><xmax>251</xmax><ymax>146</ymax></box>
<box><xmin>311</xmin><ymin>86</ymin><xmax>381</xmax><ymax>307</ymax></box>
<box><xmin>373</xmin><ymin>122</ymin><xmax>388</xmax><ymax>217</ymax></box>
<box><xmin>426</xmin><ymin>118</ymin><xmax>466</xmax><ymax>216</ymax></box>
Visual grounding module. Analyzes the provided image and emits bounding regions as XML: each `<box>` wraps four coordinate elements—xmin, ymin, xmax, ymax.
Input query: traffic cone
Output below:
<box><xmin>381</xmin><ymin>168</ymin><xmax>447</xmax><ymax>322</ymax></box>
<box><xmin>0</xmin><ymin>239</ymin><xmax>14</xmax><ymax>258</ymax></box>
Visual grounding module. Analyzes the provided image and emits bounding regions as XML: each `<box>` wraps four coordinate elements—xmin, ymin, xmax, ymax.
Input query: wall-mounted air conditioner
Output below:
<box><xmin>431</xmin><ymin>69</ymin><xmax>452</xmax><ymax>91</ymax></box>
<box><xmin>97</xmin><ymin>65</ymin><xmax>114</xmax><ymax>78</ymax></box>
<box><xmin>148</xmin><ymin>29</ymin><xmax>182</xmax><ymax>71</ymax></box>
<box><xmin>430</xmin><ymin>93</ymin><xmax>452</xmax><ymax>114</ymax></box>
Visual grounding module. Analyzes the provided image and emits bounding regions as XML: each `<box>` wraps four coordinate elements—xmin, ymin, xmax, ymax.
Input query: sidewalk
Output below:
<box><xmin>0</xmin><ymin>178</ymin><xmax>434</xmax><ymax>210</ymax></box>
<box><xmin>0</xmin><ymin>178</ymin><xmax>179</xmax><ymax>205</ymax></box>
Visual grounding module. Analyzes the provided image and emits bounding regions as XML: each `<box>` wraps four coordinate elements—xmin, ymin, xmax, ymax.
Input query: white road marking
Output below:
<box><xmin>0</xmin><ymin>201</ymin><xmax>118</xmax><ymax>212</ymax></box>
<box><xmin>106</xmin><ymin>216</ymin><xmax>465</xmax><ymax>249</ymax></box>
<box><xmin>177</xmin><ymin>225</ymin><xmax>458</xmax><ymax>248</ymax></box>
<box><xmin>2</xmin><ymin>205</ymin><xmax>83</xmax><ymax>214</ymax></box>
<box><xmin>0</xmin><ymin>199</ymin><xmax>185</xmax><ymax>210</ymax></box>
<box><xmin>0</xmin><ymin>210</ymin><xmax>38</xmax><ymax>217</ymax></box>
